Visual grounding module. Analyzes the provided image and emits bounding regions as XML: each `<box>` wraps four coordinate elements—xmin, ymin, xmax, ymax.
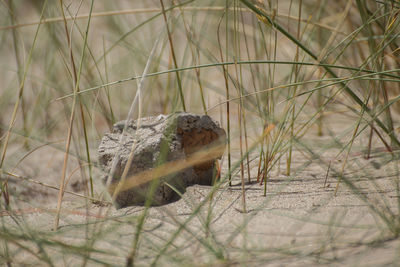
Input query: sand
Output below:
<box><xmin>1</xmin><ymin>135</ymin><xmax>400</xmax><ymax>266</ymax></box>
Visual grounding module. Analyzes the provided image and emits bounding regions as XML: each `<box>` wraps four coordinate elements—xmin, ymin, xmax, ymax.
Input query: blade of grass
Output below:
<box><xmin>54</xmin><ymin>59</ymin><xmax>400</xmax><ymax>101</ymax></box>
<box><xmin>216</xmin><ymin>5</ymin><xmax>232</xmax><ymax>186</ymax></box>
<box><xmin>7</xmin><ymin>0</ymin><xmax>30</xmax><ymax>151</ymax></box>
<box><xmin>54</xmin><ymin>0</ymin><xmax>94</xmax><ymax>231</ymax></box>
<box><xmin>176</xmin><ymin>4</ymin><xmax>207</xmax><ymax>114</ymax></box>
<box><xmin>0</xmin><ymin>0</ymin><xmax>48</xmax><ymax>210</ymax></box>
<box><xmin>160</xmin><ymin>0</ymin><xmax>186</xmax><ymax>112</ymax></box>
<box><xmin>232</xmin><ymin>0</ymin><xmax>246</xmax><ymax>212</ymax></box>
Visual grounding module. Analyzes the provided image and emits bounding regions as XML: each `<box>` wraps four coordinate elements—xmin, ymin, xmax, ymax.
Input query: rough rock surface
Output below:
<box><xmin>98</xmin><ymin>112</ymin><xmax>226</xmax><ymax>208</ymax></box>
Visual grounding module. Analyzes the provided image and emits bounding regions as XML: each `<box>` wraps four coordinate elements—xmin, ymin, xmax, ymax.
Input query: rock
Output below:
<box><xmin>98</xmin><ymin>112</ymin><xmax>226</xmax><ymax>208</ymax></box>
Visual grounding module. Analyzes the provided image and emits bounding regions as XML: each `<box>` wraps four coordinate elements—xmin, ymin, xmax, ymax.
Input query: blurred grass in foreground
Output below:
<box><xmin>1</xmin><ymin>0</ymin><xmax>400</xmax><ymax>265</ymax></box>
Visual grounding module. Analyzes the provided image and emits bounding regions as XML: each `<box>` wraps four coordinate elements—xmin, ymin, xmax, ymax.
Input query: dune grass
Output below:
<box><xmin>1</xmin><ymin>0</ymin><xmax>400</xmax><ymax>265</ymax></box>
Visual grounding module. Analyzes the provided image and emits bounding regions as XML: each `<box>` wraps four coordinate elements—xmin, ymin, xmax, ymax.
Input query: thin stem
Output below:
<box><xmin>160</xmin><ymin>0</ymin><xmax>186</xmax><ymax>112</ymax></box>
<box><xmin>54</xmin><ymin>0</ymin><xmax>94</xmax><ymax>230</ymax></box>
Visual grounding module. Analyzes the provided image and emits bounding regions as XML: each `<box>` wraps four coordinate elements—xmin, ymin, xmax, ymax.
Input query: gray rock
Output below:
<box><xmin>98</xmin><ymin>112</ymin><xmax>226</xmax><ymax>208</ymax></box>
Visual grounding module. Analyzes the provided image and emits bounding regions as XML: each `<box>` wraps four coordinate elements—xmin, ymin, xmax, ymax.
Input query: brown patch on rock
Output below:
<box><xmin>180</xmin><ymin>128</ymin><xmax>221</xmax><ymax>176</ymax></box>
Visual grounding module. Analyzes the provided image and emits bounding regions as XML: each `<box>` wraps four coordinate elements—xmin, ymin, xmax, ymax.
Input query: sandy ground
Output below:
<box><xmin>1</xmin><ymin>133</ymin><xmax>400</xmax><ymax>266</ymax></box>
